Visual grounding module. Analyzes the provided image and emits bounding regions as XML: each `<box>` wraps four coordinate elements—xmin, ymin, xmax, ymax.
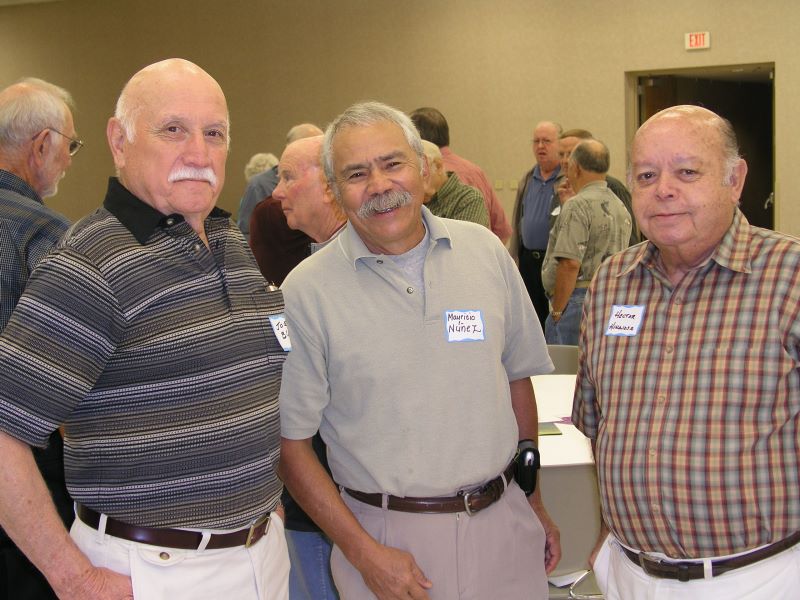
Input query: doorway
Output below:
<box><xmin>628</xmin><ymin>63</ymin><xmax>774</xmax><ymax>230</ymax></box>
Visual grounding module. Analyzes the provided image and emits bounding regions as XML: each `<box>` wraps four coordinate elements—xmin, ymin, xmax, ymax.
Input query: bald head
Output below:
<box><xmin>286</xmin><ymin>123</ymin><xmax>323</xmax><ymax>145</ymax></box>
<box><xmin>106</xmin><ymin>58</ymin><xmax>230</xmax><ymax>233</ymax></box>
<box><xmin>115</xmin><ymin>58</ymin><xmax>228</xmax><ymax>144</ymax></box>
<box><xmin>274</xmin><ymin>135</ymin><xmax>344</xmax><ymax>242</ymax></box>
<box><xmin>633</xmin><ymin>105</ymin><xmax>740</xmax><ymax>181</ymax></box>
<box><xmin>532</xmin><ymin>120</ymin><xmax>562</xmax><ymax>173</ymax></box>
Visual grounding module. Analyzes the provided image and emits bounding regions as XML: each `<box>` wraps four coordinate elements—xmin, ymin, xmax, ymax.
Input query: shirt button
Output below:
<box><xmin>665</xmin><ymin>346</ymin><xmax>673</xmax><ymax>354</ymax></box>
<box><xmin>407</xmin><ymin>287</ymin><xmax>414</xmax><ymax>294</ymax></box>
<box><xmin>657</xmin><ymin>395</ymin><xmax>666</xmax><ymax>403</ymax></box>
<box><xmin>165</xmin><ymin>218</ymin><xmax>175</xmax><ymax>226</ymax></box>
<box><xmin>376</xmin><ymin>259</ymin><xmax>384</xmax><ymax>264</ymax></box>
<box><xmin>649</xmin><ymin>449</ymin><xmax>657</xmax><ymax>457</ymax></box>
<box><xmin>193</xmin><ymin>243</ymin><xmax>202</xmax><ymax>252</ymax></box>
<box><xmin>159</xmin><ymin>552</ymin><xmax>170</xmax><ymax>560</ymax></box>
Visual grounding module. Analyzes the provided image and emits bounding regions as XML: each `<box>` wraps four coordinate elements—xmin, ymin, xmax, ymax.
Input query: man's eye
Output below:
<box><xmin>347</xmin><ymin>171</ymin><xmax>365</xmax><ymax>180</ymax></box>
<box><xmin>636</xmin><ymin>172</ymin><xmax>655</xmax><ymax>182</ymax></box>
<box><xmin>166</xmin><ymin>126</ymin><xmax>181</xmax><ymax>133</ymax></box>
<box><xmin>206</xmin><ymin>129</ymin><xmax>225</xmax><ymax>139</ymax></box>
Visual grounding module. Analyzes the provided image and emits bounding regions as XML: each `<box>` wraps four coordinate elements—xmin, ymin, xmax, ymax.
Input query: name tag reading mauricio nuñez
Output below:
<box><xmin>445</xmin><ymin>310</ymin><xmax>485</xmax><ymax>342</ymax></box>
<box><xmin>269</xmin><ymin>314</ymin><xmax>292</xmax><ymax>351</ymax></box>
<box><xmin>605</xmin><ymin>305</ymin><xmax>645</xmax><ymax>337</ymax></box>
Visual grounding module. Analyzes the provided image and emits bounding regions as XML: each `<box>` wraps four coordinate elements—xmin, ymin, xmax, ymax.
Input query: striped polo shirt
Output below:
<box><xmin>573</xmin><ymin>209</ymin><xmax>800</xmax><ymax>558</ymax></box>
<box><xmin>0</xmin><ymin>178</ymin><xmax>286</xmax><ymax>529</ymax></box>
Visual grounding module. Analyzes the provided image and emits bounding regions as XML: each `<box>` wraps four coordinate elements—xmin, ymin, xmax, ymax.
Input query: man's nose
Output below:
<box><xmin>182</xmin><ymin>131</ymin><xmax>211</xmax><ymax>164</ymax></box>
<box><xmin>366</xmin><ymin>168</ymin><xmax>392</xmax><ymax>195</ymax></box>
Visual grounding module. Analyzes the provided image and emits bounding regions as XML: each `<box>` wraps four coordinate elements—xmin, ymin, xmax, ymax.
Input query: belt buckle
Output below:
<box><xmin>245</xmin><ymin>513</ymin><xmax>271</xmax><ymax>548</ymax></box>
<box><xmin>461</xmin><ymin>490</ymin><xmax>476</xmax><ymax>516</ymax></box>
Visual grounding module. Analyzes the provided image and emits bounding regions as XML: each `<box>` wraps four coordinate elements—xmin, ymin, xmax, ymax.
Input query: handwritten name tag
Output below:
<box><xmin>445</xmin><ymin>310</ymin><xmax>485</xmax><ymax>342</ymax></box>
<box><xmin>605</xmin><ymin>305</ymin><xmax>645</xmax><ymax>337</ymax></box>
<box><xmin>269</xmin><ymin>314</ymin><xmax>292</xmax><ymax>351</ymax></box>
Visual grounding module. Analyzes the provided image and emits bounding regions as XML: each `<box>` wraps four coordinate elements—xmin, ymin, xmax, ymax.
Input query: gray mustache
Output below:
<box><xmin>357</xmin><ymin>190</ymin><xmax>412</xmax><ymax>219</ymax></box>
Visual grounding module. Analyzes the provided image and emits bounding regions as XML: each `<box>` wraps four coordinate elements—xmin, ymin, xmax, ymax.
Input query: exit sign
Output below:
<box><xmin>685</xmin><ymin>31</ymin><xmax>711</xmax><ymax>50</ymax></box>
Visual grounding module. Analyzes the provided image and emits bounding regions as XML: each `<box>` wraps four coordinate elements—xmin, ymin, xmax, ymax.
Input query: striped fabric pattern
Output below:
<box><xmin>573</xmin><ymin>209</ymin><xmax>800</xmax><ymax>558</ymax></box>
<box><xmin>0</xmin><ymin>178</ymin><xmax>285</xmax><ymax>529</ymax></box>
<box><xmin>0</xmin><ymin>169</ymin><xmax>70</xmax><ymax>329</ymax></box>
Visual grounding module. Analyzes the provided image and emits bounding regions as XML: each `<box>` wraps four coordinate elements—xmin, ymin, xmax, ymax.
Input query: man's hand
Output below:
<box><xmin>357</xmin><ymin>543</ymin><xmax>432</xmax><ymax>600</ymax></box>
<box><xmin>588</xmin><ymin>522</ymin><xmax>610</xmax><ymax>569</ymax></box>
<box><xmin>55</xmin><ymin>565</ymin><xmax>133</xmax><ymax>600</ymax></box>
<box><xmin>530</xmin><ymin>499</ymin><xmax>562</xmax><ymax>574</ymax></box>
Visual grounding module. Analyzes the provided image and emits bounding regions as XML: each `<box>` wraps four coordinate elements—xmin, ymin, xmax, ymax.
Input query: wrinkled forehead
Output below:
<box><xmin>632</xmin><ymin>114</ymin><xmax>724</xmax><ymax>163</ymax></box>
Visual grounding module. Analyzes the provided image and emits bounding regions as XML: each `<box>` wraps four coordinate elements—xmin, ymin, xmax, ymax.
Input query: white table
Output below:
<box><xmin>533</xmin><ymin>374</ymin><xmax>602</xmax><ymax>587</ymax></box>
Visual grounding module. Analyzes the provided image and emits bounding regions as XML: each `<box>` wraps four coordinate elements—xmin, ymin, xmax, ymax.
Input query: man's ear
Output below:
<box><xmin>728</xmin><ymin>158</ymin><xmax>748</xmax><ymax>204</ymax></box>
<box><xmin>107</xmin><ymin>117</ymin><xmax>127</xmax><ymax>169</ymax></box>
<box><xmin>30</xmin><ymin>129</ymin><xmax>53</xmax><ymax>170</ymax></box>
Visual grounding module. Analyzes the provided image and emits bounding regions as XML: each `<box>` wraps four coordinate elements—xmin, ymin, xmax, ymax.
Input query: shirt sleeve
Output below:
<box><xmin>0</xmin><ymin>248</ymin><xmax>119</xmax><ymax>447</ymax></box>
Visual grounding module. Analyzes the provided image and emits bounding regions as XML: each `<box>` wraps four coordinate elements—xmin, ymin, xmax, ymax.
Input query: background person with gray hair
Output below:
<box><xmin>420</xmin><ymin>140</ymin><xmax>489</xmax><ymax>228</ymax></box>
<box><xmin>0</xmin><ymin>76</ymin><xmax>79</xmax><ymax>600</ymax></box>
<box><xmin>541</xmin><ymin>139</ymin><xmax>631</xmax><ymax>345</ymax></box>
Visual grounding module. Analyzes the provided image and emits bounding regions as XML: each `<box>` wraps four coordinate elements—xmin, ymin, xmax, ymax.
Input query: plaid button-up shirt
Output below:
<box><xmin>573</xmin><ymin>209</ymin><xmax>800</xmax><ymax>558</ymax></box>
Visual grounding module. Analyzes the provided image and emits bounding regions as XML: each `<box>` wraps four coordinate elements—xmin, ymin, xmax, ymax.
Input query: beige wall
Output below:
<box><xmin>1</xmin><ymin>0</ymin><xmax>796</xmax><ymax>234</ymax></box>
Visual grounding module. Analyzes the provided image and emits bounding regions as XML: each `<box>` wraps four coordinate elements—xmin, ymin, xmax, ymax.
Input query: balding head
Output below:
<box><xmin>628</xmin><ymin>105</ymin><xmax>747</xmax><ymax>267</ymax></box>
<box><xmin>567</xmin><ymin>139</ymin><xmax>609</xmax><ymax>192</ymax></box>
<box><xmin>633</xmin><ymin>105</ymin><xmax>740</xmax><ymax>183</ymax></box>
<box><xmin>0</xmin><ymin>77</ymin><xmax>77</xmax><ymax>197</ymax></box>
<box><xmin>107</xmin><ymin>59</ymin><xmax>229</xmax><ymax>234</ymax></box>
<box><xmin>286</xmin><ymin>123</ymin><xmax>323</xmax><ymax>145</ymax></box>
<box><xmin>421</xmin><ymin>139</ymin><xmax>446</xmax><ymax>200</ymax></box>
<box><xmin>532</xmin><ymin>120</ymin><xmax>562</xmax><ymax>174</ymax></box>
<box><xmin>273</xmin><ymin>135</ymin><xmax>344</xmax><ymax>242</ymax></box>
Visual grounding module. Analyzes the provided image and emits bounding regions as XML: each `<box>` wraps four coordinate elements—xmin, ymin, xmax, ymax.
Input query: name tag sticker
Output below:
<box><xmin>445</xmin><ymin>310</ymin><xmax>485</xmax><ymax>342</ymax></box>
<box><xmin>605</xmin><ymin>305</ymin><xmax>645</xmax><ymax>337</ymax></box>
<box><xmin>269</xmin><ymin>314</ymin><xmax>292</xmax><ymax>351</ymax></box>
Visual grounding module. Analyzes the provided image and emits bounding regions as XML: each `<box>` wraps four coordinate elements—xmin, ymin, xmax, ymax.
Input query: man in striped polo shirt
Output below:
<box><xmin>0</xmin><ymin>59</ymin><xmax>289</xmax><ymax>600</ymax></box>
<box><xmin>574</xmin><ymin>105</ymin><xmax>800</xmax><ymax>598</ymax></box>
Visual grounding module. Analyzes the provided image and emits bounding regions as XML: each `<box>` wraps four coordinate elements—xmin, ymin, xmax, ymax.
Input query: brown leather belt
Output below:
<box><xmin>622</xmin><ymin>531</ymin><xmax>800</xmax><ymax>582</ymax></box>
<box><xmin>76</xmin><ymin>504</ymin><xmax>271</xmax><ymax>550</ymax></box>
<box><xmin>344</xmin><ymin>462</ymin><xmax>515</xmax><ymax>516</ymax></box>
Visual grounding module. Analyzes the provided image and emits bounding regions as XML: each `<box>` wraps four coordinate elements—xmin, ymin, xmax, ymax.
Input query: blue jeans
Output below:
<box><xmin>545</xmin><ymin>287</ymin><xmax>587</xmax><ymax>346</ymax></box>
<box><xmin>286</xmin><ymin>529</ymin><xmax>339</xmax><ymax>600</ymax></box>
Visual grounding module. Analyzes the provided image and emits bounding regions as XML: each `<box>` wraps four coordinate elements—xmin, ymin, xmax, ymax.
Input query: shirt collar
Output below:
<box><xmin>340</xmin><ymin>205</ymin><xmax>453</xmax><ymax>269</ymax></box>
<box><xmin>533</xmin><ymin>163</ymin><xmax>560</xmax><ymax>183</ymax></box>
<box><xmin>614</xmin><ymin>208</ymin><xmax>752</xmax><ymax>279</ymax></box>
<box><xmin>102</xmin><ymin>177</ymin><xmax>231</xmax><ymax>245</ymax></box>
<box><xmin>0</xmin><ymin>169</ymin><xmax>42</xmax><ymax>204</ymax></box>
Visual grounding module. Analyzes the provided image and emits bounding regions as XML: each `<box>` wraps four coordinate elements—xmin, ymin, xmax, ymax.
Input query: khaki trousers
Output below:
<box><xmin>332</xmin><ymin>480</ymin><xmax>547</xmax><ymax>600</ymax></box>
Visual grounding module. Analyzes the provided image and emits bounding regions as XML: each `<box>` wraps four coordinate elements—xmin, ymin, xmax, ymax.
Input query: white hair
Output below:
<box><xmin>0</xmin><ymin>77</ymin><xmax>73</xmax><ymax>153</ymax></box>
<box><xmin>244</xmin><ymin>152</ymin><xmax>278</xmax><ymax>181</ymax></box>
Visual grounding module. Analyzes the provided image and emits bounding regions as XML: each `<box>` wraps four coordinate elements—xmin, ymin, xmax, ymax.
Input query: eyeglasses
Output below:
<box><xmin>32</xmin><ymin>127</ymin><xmax>84</xmax><ymax>157</ymax></box>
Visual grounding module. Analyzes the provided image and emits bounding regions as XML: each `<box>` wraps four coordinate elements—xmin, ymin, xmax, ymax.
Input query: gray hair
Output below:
<box><xmin>0</xmin><ymin>77</ymin><xmax>73</xmax><ymax>153</ymax></box>
<box><xmin>570</xmin><ymin>139</ymin><xmax>609</xmax><ymax>174</ymax></box>
<box><xmin>114</xmin><ymin>84</ymin><xmax>141</xmax><ymax>143</ymax></box>
<box><xmin>322</xmin><ymin>101</ymin><xmax>424</xmax><ymax>198</ymax></box>
<box><xmin>244</xmin><ymin>152</ymin><xmax>278</xmax><ymax>181</ymax></box>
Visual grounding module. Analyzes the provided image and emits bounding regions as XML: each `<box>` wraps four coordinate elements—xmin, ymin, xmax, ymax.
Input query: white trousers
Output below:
<box><xmin>593</xmin><ymin>534</ymin><xmax>800</xmax><ymax>600</ymax></box>
<box><xmin>71</xmin><ymin>513</ymin><xmax>289</xmax><ymax>600</ymax></box>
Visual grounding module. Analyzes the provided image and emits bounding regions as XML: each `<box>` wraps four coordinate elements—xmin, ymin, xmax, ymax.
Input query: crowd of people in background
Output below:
<box><xmin>0</xmin><ymin>57</ymin><xmax>799</xmax><ymax>600</ymax></box>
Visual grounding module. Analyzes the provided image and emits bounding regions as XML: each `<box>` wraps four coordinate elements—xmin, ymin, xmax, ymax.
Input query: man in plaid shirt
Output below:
<box><xmin>574</xmin><ymin>105</ymin><xmax>800</xmax><ymax>599</ymax></box>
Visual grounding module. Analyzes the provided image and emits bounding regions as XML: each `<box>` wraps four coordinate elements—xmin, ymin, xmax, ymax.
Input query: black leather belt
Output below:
<box><xmin>344</xmin><ymin>462</ymin><xmax>515</xmax><ymax>516</ymax></box>
<box><xmin>523</xmin><ymin>247</ymin><xmax>546</xmax><ymax>259</ymax></box>
<box><xmin>622</xmin><ymin>531</ymin><xmax>800</xmax><ymax>582</ymax></box>
<box><xmin>76</xmin><ymin>504</ymin><xmax>271</xmax><ymax>550</ymax></box>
